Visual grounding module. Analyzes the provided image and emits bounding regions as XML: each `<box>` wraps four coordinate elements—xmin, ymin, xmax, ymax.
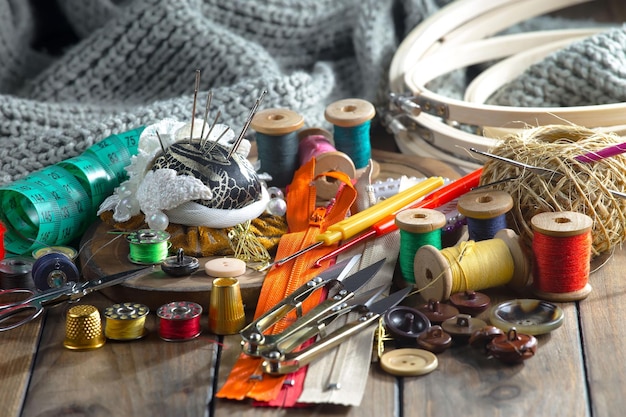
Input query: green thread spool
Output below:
<box><xmin>126</xmin><ymin>229</ymin><xmax>171</xmax><ymax>264</ymax></box>
<box><xmin>395</xmin><ymin>208</ymin><xmax>447</xmax><ymax>284</ymax></box>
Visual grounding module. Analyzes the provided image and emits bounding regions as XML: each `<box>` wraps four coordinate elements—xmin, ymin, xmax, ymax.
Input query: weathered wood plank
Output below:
<box><xmin>579</xmin><ymin>247</ymin><xmax>626</xmax><ymax>417</ymax></box>
<box><xmin>401</xmin><ymin>291</ymin><xmax>589</xmax><ymax>417</ymax></box>
<box><xmin>20</xmin><ymin>293</ymin><xmax>219</xmax><ymax>417</ymax></box>
<box><xmin>0</xmin><ymin>315</ymin><xmax>43</xmax><ymax>417</ymax></box>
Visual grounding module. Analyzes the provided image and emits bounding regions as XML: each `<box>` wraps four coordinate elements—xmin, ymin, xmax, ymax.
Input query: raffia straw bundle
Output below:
<box><xmin>479</xmin><ymin>125</ymin><xmax>626</xmax><ymax>256</ymax></box>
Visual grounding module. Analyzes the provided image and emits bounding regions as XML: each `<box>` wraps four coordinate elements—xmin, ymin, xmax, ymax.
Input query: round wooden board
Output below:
<box><xmin>79</xmin><ymin>221</ymin><xmax>266</xmax><ymax>312</ymax></box>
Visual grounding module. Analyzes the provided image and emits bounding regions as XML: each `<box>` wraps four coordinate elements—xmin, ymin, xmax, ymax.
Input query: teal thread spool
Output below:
<box><xmin>251</xmin><ymin>108</ymin><xmax>304</xmax><ymax>188</ymax></box>
<box><xmin>126</xmin><ymin>229</ymin><xmax>171</xmax><ymax>264</ymax></box>
<box><xmin>395</xmin><ymin>208</ymin><xmax>447</xmax><ymax>285</ymax></box>
<box><xmin>324</xmin><ymin>98</ymin><xmax>376</xmax><ymax>171</ymax></box>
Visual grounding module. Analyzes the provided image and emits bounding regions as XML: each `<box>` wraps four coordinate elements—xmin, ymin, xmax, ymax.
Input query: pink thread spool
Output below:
<box><xmin>298</xmin><ymin>127</ymin><xmax>356</xmax><ymax>200</ymax></box>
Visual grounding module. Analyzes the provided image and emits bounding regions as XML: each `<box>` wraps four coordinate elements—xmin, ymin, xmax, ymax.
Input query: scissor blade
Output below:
<box><xmin>347</xmin><ymin>285</ymin><xmax>389</xmax><ymax>309</ymax></box>
<box><xmin>338</xmin><ymin>258</ymin><xmax>384</xmax><ymax>294</ymax></box>
<box><xmin>367</xmin><ymin>286</ymin><xmax>412</xmax><ymax>315</ymax></box>
<box><xmin>83</xmin><ymin>265</ymin><xmax>157</xmax><ymax>294</ymax></box>
<box><xmin>317</xmin><ymin>254</ymin><xmax>361</xmax><ymax>284</ymax></box>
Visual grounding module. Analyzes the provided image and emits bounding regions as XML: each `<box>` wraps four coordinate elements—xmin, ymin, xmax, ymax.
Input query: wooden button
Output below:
<box><xmin>380</xmin><ymin>348</ymin><xmax>438</xmax><ymax>376</ymax></box>
<box><xmin>204</xmin><ymin>258</ymin><xmax>247</xmax><ymax>277</ymax></box>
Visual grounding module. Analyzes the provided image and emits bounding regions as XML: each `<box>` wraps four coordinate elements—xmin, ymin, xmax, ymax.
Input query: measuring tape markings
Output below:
<box><xmin>0</xmin><ymin>127</ymin><xmax>145</xmax><ymax>255</ymax></box>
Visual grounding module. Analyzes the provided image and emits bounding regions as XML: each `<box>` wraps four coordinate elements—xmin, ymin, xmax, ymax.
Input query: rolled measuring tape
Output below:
<box><xmin>31</xmin><ymin>251</ymin><xmax>79</xmax><ymax>291</ymax></box>
<box><xmin>0</xmin><ymin>256</ymin><xmax>35</xmax><ymax>289</ymax></box>
<box><xmin>0</xmin><ymin>127</ymin><xmax>144</xmax><ymax>255</ymax></box>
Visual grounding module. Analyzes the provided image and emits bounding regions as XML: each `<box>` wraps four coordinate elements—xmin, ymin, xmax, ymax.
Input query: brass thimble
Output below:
<box><xmin>63</xmin><ymin>304</ymin><xmax>106</xmax><ymax>350</ymax></box>
<box><xmin>208</xmin><ymin>277</ymin><xmax>246</xmax><ymax>335</ymax></box>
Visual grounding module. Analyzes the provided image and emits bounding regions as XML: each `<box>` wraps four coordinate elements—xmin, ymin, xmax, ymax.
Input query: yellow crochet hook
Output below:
<box><xmin>272</xmin><ymin>176</ymin><xmax>444</xmax><ymax>268</ymax></box>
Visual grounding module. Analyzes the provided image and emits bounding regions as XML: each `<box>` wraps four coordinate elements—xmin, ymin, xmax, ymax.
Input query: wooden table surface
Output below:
<box><xmin>2</xmin><ymin>148</ymin><xmax>626</xmax><ymax>417</ymax></box>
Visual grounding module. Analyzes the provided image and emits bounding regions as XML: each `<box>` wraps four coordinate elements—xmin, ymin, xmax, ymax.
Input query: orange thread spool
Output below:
<box><xmin>531</xmin><ymin>211</ymin><xmax>593</xmax><ymax>302</ymax></box>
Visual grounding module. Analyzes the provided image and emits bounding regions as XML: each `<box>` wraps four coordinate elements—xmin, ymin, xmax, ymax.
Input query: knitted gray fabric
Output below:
<box><xmin>488</xmin><ymin>25</ymin><xmax>626</xmax><ymax>107</ymax></box>
<box><xmin>0</xmin><ymin>0</ymin><xmax>448</xmax><ymax>185</ymax></box>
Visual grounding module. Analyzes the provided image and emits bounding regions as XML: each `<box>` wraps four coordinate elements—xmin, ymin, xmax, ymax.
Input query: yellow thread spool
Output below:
<box><xmin>413</xmin><ymin>229</ymin><xmax>530</xmax><ymax>301</ymax></box>
<box><xmin>104</xmin><ymin>302</ymin><xmax>150</xmax><ymax>341</ymax></box>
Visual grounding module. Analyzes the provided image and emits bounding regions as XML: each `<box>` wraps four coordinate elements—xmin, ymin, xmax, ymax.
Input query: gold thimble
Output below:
<box><xmin>208</xmin><ymin>277</ymin><xmax>246</xmax><ymax>335</ymax></box>
<box><xmin>63</xmin><ymin>304</ymin><xmax>106</xmax><ymax>350</ymax></box>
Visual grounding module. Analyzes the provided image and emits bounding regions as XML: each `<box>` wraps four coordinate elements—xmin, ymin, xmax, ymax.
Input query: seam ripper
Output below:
<box><xmin>271</xmin><ymin>176</ymin><xmax>446</xmax><ymax>268</ymax></box>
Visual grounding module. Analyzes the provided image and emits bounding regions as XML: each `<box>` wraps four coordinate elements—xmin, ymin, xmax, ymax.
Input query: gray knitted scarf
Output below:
<box><xmin>0</xmin><ymin>0</ymin><xmax>620</xmax><ymax>185</ymax></box>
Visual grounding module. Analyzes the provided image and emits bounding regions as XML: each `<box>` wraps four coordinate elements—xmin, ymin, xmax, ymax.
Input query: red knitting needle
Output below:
<box><xmin>313</xmin><ymin>167</ymin><xmax>483</xmax><ymax>267</ymax></box>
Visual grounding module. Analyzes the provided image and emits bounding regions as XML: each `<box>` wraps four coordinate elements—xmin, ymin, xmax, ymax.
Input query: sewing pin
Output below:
<box><xmin>189</xmin><ymin>69</ymin><xmax>201</xmax><ymax>143</ymax></box>
<box><xmin>155</xmin><ymin>131</ymin><xmax>167</xmax><ymax>154</ymax></box>
<box><xmin>200</xmin><ymin>90</ymin><xmax>213</xmax><ymax>144</ymax></box>
<box><xmin>227</xmin><ymin>90</ymin><xmax>267</xmax><ymax>159</ymax></box>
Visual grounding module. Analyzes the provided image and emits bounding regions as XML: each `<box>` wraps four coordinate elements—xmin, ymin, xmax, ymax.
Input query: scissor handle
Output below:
<box><xmin>0</xmin><ymin>297</ymin><xmax>44</xmax><ymax>332</ymax></box>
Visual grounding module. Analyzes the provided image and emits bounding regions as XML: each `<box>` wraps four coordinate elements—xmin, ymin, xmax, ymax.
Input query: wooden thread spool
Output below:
<box><xmin>297</xmin><ymin>127</ymin><xmax>356</xmax><ymax>200</ymax></box>
<box><xmin>413</xmin><ymin>229</ymin><xmax>530</xmax><ymax>301</ymax></box>
<box><xmin>395</xmin><ymin>208</ymin><xmax>447</xmax><ymax>285</ymax></box>
<box><xmin>457</xmin><ymin>189</ymin><xmax>513</xmax><ymax>241</ymax></box>
<box><xmin>531</xmin><ymin>211</ymin><xmax>593</xmax><ymax>302</ymax></box>
<box><xmin>251</xmin><ymin>108</ymin><xmax>304</xmax><ymax>188</ymax></box>
<box><xmin>324</xmin><ymin>98</ymin><xmax>378</xmax><ymax>174</ymax></box>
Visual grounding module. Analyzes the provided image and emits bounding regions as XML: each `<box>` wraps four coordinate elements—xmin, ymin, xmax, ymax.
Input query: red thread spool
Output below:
<box><xmin>157</xmin><ymin>301</ymin><xmax>203</xmax><ymax>341</ymax></box>
<box><xmin>531</xmin><ymin>211</ymin><xmax>593</xmax><ymax>302</ymax></box>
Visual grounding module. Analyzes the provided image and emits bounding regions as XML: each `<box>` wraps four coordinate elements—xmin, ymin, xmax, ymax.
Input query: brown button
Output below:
<box><xmin>441</xmin><ymin>314</ymin><xmax>487</xmax><ymax>341</ymax></box>
<box><xmin>416</xmin><ymin>325</ymin><xmax>452</xmax><ymax>353</ymax></box>
<box><xmin>488</xmin><ymin>327</ymin><xmax>538</xmax><ymax>364</ymax></box>
<box><xmin>449</xmin><ymin>290</ymin><xmax>491</xmax><ymax>316</ymax></box>
<box><xmin>380</xmin><ymin>348</ymin><xmax>438</xmax><ymax>376</ymax></box>
<box><xmin>416</xmin><ymin>299</ymin><xmax>459</xmax><ymax>324</ymax></box>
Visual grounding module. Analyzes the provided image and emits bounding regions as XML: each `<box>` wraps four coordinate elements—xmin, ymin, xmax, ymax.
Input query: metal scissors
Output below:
<box><xmin>0</xmin><ymin>266</ymin><xmax>156</xmax><ymax>331</ymax></box>
<box><xmin>240</xmin><ymin>255</ymin><xmax>382</xmax><ymax>357</ymax></box>
<box><xmin>261</xmin><ymin>286</ymin><xmax>412</xmax><ymax>375</ymax></box>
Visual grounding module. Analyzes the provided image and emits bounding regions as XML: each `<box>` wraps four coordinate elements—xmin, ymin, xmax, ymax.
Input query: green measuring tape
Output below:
<box><xmin>0</xmin><ymin>127</ymin><xmax>145</xmax><ymax>255</ymax></box>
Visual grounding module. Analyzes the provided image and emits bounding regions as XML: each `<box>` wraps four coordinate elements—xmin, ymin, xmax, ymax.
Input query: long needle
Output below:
<box><xmin>227</xmin><ymin>90</ymin><xmax>267</xmax><ymax>159</ymax></box>
<box><xmin>189</xmin><ymin>69</ymin><xmax>201</xmax><ymax>143</ymax></box>
<box><xmin>200</xmin><ymin>90</ymin><xmax>213</xmax><ymax>145</ymax></box>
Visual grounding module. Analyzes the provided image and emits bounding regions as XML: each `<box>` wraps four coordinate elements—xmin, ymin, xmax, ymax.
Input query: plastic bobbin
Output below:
<box><xmin>32</xmin><ymin>245</ymin><xmax>78</xmax><ymax>262</ymax></box>
<box><xmin>298</xmin><ymin>127</ymin><xmax>356</xmax><ymax>200</ymax></box>
<box><xmin>31</xmin><ymin>252</ymin><xmax>80</xmax><ymax>291</ymax></box>
<box><xmin>104</xmin><ymin>302</ymin><xmax>150</xmax><ymax>341</ymax></box>
<box><xmin>457</xmin><ymin>189</ymin><xmax>513</xmax><ymax>241</ymax></box>
<box><xmin>0</xmin><ymin>256</ymin><xmax>35</xmax><ymax>289</ymax></box>
<box><xmin>162</xmin><ymin>248</ymin><xmax>200</xmax><ymax>277</ymax></box>
<box><xmin>157</xmin><ymin>301</ymin><xmax>203</xmax><ymax>342</ymax></box>
<box><xmin>531</xmin><ymin>211</ymin><xmax>593</xmax><ymax>302</ymax></box>
<box><xmin>413</xmin><ymin>228</ymin><xmax>530</xmax><ymax>302</ymax></box>
<box><xmin>126</xmin><ymin>229</ymin><xmax>171</xmax><ymax>265</ymax></box>
<box><xmin>204</xmin><ymin>257</ymin><xmax>247</xmax><ymax>278</ymax></box>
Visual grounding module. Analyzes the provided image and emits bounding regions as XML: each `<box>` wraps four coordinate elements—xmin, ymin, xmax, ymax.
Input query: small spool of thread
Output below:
<box><xmin>32</xmin><ymin>245</ymin><xmax>78</xmax><ymax>262</ymax></box>
<box><xmin>395</xmin><ymin>208</ymin><xmax>447</xmax><ymax>285</ymax></box>
<box><xmin>208</xmin><ymin>277</ymin><xmax>246</xmax><ymax>335</ymax></box>
<box><xmin>324</xmin><ymin>98</ymin><xmax>376</xmax><ymax>171</ymax></box>
<box><xmin>31</xmin><ymin>252</ymin><xmax>79</xmax><ymax>291</ymax></box>
<box><xmin>157</xmin><ymin>301</ymin><xmax>203</xmax><ymax>341</ymax></box>
<box><xmin>414</xmin><ymin>228</ymin><xmax>530</xmax><ymax>301</ymax></box>
<box><xmin>104</xmin><ymin>302</ymin><xmax>150</xmax><ymax>341</ymax></box>
<box><xmin>251</xmin><ymin>108</ymin><xmax>304</xmax><ymax>188</ymax></box>
<box><xmin>531</xmin><ymin>211</ymin><xmax>593</xmax><ymax>302</ymax></box>
<box><xmin>0</xmin><ymin>257</ymin><xmax>35</xmax><ymax>289</ymax></box>
<box><xmin>297</xmin><ymin>127</ymin><xmax>356</xmax><ymax>200</ymax></box>
<box><xmin>457</xmin><ymin>190</ymin><xmax>513</xmax><ymax>241</ymax></box>
<box><xmin>126</xmin><ymin>229</ymin><xmax>171</xmax><ymax>265</ymax></box>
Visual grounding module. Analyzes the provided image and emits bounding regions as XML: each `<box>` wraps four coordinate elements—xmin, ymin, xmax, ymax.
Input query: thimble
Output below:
<box><xmin>63</xmin><ymin>304</ymin><xmax>106</xmax><ymax>350</ymax></box>
<box><xmin>208</xmin><ymin>277</ymin><xmax>246</xmax><ymax>335</ymax></box>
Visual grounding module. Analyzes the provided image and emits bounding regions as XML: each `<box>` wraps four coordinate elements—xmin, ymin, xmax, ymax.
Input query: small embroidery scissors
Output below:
<box><xmin>0</xmin><ymin>266</ymin><xmax>155</xmax><ymax>331</ymax></box>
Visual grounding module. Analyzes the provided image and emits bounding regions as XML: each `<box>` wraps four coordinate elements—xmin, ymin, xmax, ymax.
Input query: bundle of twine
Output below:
<box><xmin>478</xmin><ymin>125</ymin><xmax>626</xmax><ymax>256</ymax></box>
